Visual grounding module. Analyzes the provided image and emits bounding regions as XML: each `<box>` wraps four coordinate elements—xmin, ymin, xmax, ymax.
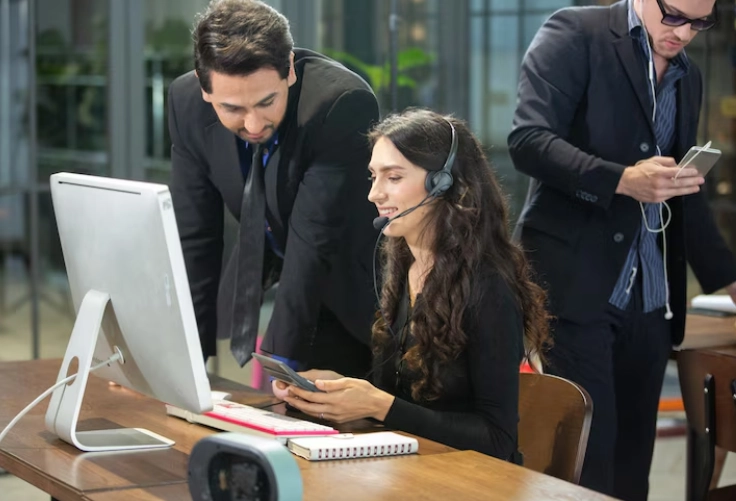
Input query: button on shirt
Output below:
<box><xmin>609</xmin><ymin>0</ymin><xmax>688</xmax><ymax>312</ymax></box>
<box><xmin>237</xmin><ymin>134</ymin><xmax>284</xmax><ymax>259</ymax></box>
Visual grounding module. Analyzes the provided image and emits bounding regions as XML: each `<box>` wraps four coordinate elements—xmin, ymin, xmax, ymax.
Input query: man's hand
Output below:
<box><xmin>616</xmin><ymin>156</ymin><xmax>704</xmax><ymax>203</ymax></box>
<box><xmin>283</xmin><ymin>378</ymin><xmax>395</xmax><ymax>423</ymax></box>
<box><xmin>271</xmin><ymin>369</ymin><xmax>342</xmax><ymax>400</ymax></box>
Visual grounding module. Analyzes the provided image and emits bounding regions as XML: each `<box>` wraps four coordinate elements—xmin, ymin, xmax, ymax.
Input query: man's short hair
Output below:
<box><xmin>194</xmin><ymin>0</ymin><xmax>294</xmax><ymax>93</ymax></box>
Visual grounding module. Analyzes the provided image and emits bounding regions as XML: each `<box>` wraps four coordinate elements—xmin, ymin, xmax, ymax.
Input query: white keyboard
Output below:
<box><xmin>166</xmin><ymin>399</ymin><xmax>338</xmax><ymax>442</ymax></box>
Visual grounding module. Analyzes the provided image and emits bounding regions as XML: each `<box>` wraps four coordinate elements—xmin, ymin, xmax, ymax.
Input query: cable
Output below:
<box><xmin>639</xmin><ymin>199</ymin><xmax>671</xmax><ymax>234</ymax></box>
<box><xmin>0</xmin><ymin>351</ymin><xmax>123</xmax><ymax>444</ymax></box>
<box><xmin>365</xmin><ymin>195</ymin><xmax>435</xmax><ymax>381</ymax></box>
<box><xmin>662</xmin><ymin>225</ymin><xmax>673</xmax><ymax>320</ymax></box>
<box><xmin>640</xmin><ymin>8</ymin><xmax>673</xmax><ymax>320</ymax></box>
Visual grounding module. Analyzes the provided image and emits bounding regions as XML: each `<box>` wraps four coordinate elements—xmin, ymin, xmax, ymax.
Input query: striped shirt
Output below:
<box><xmin>608</xmin><ymin>0</ymin><xmax>688</xmax><ymax>312</ymax></box>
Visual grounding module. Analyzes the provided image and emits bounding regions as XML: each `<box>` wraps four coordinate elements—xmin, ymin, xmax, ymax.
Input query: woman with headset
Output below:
<box><xmin>274</xmin><ymin>108</ymin><xmax>551</xmax><ymax>462</ymax></box>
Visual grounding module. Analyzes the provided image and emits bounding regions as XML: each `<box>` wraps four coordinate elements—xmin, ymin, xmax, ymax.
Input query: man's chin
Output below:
<box><xmin>236</xmin><ymin>130</ymin><xmax>274</xmax><ymax>144</ymax></box>
<box><xmin>656</xmin><ymin>42</ymin><xmax>685</xmax><ymax>59</ymax></box>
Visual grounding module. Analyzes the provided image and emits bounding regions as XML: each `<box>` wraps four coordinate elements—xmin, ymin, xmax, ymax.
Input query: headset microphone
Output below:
<box><xmin>373</xmin><ymin>216</ymin><xmax>389</xmax><ymax>230</ymax></box>
<box><xmin>372</xmin><ymin>194</ymin><xmax>434</xmax><ymax>231</ymax></box>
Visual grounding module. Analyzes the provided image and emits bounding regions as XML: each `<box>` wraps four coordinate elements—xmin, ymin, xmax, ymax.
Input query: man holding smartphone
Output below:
<box><xmin>509</xmin><ymin>0</ymin><xmax>736</xmax><ymax>499</ymax></box>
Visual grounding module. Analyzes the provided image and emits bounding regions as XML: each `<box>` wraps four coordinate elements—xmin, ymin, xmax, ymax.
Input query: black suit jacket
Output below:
<box><xmin>168</xmin><ymin>49</ymin><xmax>380</xmax><ymax>362</ymax></box>
<box><xmin>508</xmin><ymin>1</ymin><xmax>736</xmax><ymax>345</ymax></box>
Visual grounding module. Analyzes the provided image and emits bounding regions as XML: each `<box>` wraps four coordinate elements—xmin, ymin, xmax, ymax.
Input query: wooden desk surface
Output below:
<box><xmin>82</xmin><ymin>450</ymin><xmax>616</xmax><ymax>501</ymax></box>
<box><xmin>1</xmin><ymin>359</ymin><xmax>617</xmax><ymax>501</ymax></box>
<box><xmin>679</xmin><ymin>314</ymin><xmax>736</xmax><ymax>351</ymax></box>
<box><xmin>0</xmin><ymin>359</ymin><xmax>451</xmax><ymax>501</ymax></box>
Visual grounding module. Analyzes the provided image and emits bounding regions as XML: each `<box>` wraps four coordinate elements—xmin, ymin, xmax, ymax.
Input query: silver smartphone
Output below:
<box><xmin>677</xmin><ymin>145</ymin><xmax>722</xmax><ymax>177</ymax></box>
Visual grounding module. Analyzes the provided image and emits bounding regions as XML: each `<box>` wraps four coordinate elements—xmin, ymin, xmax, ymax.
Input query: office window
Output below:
<box><xmin>469</xmin><ymin>0</ymin><xmax>572</xmax><ymax>216</ymax></box>
<box><xmin>144</xmin><ymin>0</ymin><xmax>209</xmax><ymax>182</ymax></box>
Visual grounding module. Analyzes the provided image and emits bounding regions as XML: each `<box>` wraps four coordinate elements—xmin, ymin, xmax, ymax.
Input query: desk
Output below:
<box><xmin>0</xmin><ymin>359</ymin><xmax>616</xmax><ymax>501</ymax></box>
<box><xmin>679</xmin><ymin>314</ymin><xmax>736</xmax><ymax>351</ymax></box>
<box><xmin>82</xmin><ymin>450</ymin><xmax>616</xmax><ymax>501</ymax></box>
<box><xmin>678</xmin><ymin>315</ymin><xmax>736</xmax><ymax>501</ymax></box>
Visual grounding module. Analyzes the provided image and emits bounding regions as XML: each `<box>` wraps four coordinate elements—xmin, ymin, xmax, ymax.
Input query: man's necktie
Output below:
<box><xmin>230</xmin><ymin>144</ymin><xmax>266</xmax><ymax>367</ymax></box>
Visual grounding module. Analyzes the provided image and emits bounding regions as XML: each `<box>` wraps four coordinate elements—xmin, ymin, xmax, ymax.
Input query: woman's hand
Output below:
<box><xmin>283</xmin><ymin>378</ymin><xmax>395</xmax><ymax>423</ymax></box>
<box><xmin>271</xmin><ymin>369</ymin><xmax>343</xmax><ymax>400</ymax></box>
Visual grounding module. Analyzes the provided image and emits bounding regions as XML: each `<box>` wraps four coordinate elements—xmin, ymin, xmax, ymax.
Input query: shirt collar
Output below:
<box><xmin>240</xmin><ymin>132</ymin><xmax>279</xmax><ymax>151</ymax></box>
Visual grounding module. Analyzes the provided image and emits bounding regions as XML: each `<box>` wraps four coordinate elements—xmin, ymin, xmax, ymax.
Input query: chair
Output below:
<box><xmin>678</xmin><ymin>348</ymin><xmax>736</xmax><ymax>501</ymax></box>
<box><xmin>518</xmin><ymin>372</ymin><xmax>593</xmax><ymax>484</ymax></box>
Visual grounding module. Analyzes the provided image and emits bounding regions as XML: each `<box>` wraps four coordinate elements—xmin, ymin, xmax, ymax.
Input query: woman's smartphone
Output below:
<box><xmin>251</xmin><ymin>353</ymin><xmax>324</xmax><ymax>392</ymax></box>
<box><xmin>676</xmin><ymin>145</ymin><xmax>722</xmax><ymax>177</ymax></box>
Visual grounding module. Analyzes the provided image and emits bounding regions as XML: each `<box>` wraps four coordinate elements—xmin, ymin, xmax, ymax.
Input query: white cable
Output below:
<box><xmin>641</xmin><ymin>4</ymin><xmax>673</xmax><ymax>320</ymax></box>
<box><xmin>663</xmin><ymin>224</ymin><xmax>673</xmax><ymax>320</ymax></box>
<box><xmin>639</xmin><ymin>200</ymin><xmax>671</xmax><ymax>234</ymax></box>
<box><xmin>0</xmin><ymin>352</ymin><xmax>123</xmax><ymax>444</ymax></box>
<box><xmin>642</xmin><ymin>16</ymin><xmax>657</xmax><ymax>124</ymax></box>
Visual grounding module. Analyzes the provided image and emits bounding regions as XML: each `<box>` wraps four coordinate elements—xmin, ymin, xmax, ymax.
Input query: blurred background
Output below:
<box><xmin>1</xmin><ymin>0</ymin><xmax>736</xmax><ymax>498</ymax></box>
<box><xmin>5</xmin><ymin>0</ymin><xmax>736</xmax><ymax>366</ymax></box>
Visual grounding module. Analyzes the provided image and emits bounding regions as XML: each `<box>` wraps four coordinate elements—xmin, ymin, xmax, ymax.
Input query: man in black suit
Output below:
<box><xmin>169</xmin><ymin>0</ymin><xmax>379</xmax><ymax>377</ymax></box>
<box><xmin>509</xmin><ymin>0</ymin><xmax>736</xmax><ymax>499</ymax></box>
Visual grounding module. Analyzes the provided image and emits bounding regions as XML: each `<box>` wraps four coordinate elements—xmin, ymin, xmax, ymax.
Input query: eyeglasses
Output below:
<box><xmin>655</xmin><ymin>0</ymin><xmax>717</xmax><ymax>31</ymax></box>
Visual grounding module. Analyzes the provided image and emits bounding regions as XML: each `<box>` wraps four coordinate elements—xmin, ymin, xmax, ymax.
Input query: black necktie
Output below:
<box><xmin>230</xmin><ymin>145</ymin><xmax>266</xmax><ymax>367</ymax></box>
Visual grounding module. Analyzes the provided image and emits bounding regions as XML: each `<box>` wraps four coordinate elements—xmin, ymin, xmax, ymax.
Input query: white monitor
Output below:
<box><xmin>45</xmin><ymin>172</ymin><xmax>212</xmax><ymax>452</ymax></box>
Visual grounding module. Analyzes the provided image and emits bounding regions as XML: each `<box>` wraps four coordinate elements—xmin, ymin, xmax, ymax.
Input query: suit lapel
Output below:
<box><xmin>263</xmin><ymin>78</ymin><xmax>302</xmax><ymax>248</ymax></box>
<box><xmin>610</xmin><ymin>1</ymin><xmax>655</xmax><ymax>136</ymax></box>
<box><xmin>205</xmin><ymin>121</ymin><xmax>243</xmax><ymax>215</ymax></box>
<box><xmin>613</xmin><ymin>39</ymin><xmax>654</xmax><ymax>134</ymax></box>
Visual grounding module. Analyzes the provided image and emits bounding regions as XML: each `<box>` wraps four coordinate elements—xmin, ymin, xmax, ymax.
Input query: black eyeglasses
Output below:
<box><xmin>655</xmin><ymin>0</ymin><xmax>717</xmax><ymax>31</ymax></box>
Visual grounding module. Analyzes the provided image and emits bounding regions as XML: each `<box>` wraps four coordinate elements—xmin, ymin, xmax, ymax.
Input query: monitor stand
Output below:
<box><xmin>44</xmin><ymin>289</ymin><xmax>174</xmax><ymax>452</ymax></box>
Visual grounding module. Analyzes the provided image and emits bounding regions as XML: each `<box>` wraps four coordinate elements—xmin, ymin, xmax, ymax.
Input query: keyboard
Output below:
<box><xmin>166</xmin><ymin>399</ymin><xmax>339</xmax><ymax>444</ymax></box>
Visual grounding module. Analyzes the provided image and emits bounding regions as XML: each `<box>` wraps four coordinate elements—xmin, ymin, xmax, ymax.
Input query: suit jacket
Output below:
<box><xmin>168</xmin><ymin>49</ymin><xmax>380</xmax><ymax>363</ymax></box>
<box><xmin>508</xmin><ymin>0</ymin><xmax>736</xmax><ymax>345</ymax></box>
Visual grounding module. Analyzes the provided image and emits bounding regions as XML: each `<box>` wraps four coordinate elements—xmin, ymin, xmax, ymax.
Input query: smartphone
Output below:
<box><xmin>251</xmin><ymin>353</ymin><xmax>323</xmax><ymax>392</ymax></box>
<box><xmin>676</xmin><ymin>145</ymin><xmax>722</xmax><ymax>177</ymax></box>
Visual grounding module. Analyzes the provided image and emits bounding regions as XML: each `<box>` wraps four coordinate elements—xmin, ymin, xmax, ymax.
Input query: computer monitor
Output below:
<box><xmin>45</xmin><ymin>172</ymin><xmax>213</xmax><ymax>452</ymax></box>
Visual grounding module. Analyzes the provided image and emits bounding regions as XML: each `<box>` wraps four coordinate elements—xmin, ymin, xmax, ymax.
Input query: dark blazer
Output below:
<box><xmin>168</xmin><ymin>49</ymin><xmax>380</xmax><ymax>363</ymax></box>
<box><xmin>508</xmin><ymin>0</ymin><xmax>736</xmax><ymax>345</ymax></box>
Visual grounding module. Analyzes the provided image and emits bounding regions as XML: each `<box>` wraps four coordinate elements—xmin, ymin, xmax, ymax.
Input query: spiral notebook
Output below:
<box><xmin>287</xmin><ymin>432</ymin><xmax>419</xmax><ymax>461</ymax></box>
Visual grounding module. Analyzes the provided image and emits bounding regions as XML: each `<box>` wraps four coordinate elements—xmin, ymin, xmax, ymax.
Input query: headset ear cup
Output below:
<box><xmin>425</xmin><ymin>172</ymin><xmax>437</xmax><ymax>194</ymax></box>
<box><xmin>427</xmin><ymin>171</ymin><xmax>453</xmax><ymax>197</ymax></box>
<box><xmin>426</xmin><ymin>118</ymin><xmax>458</xmax><ymax>197</ymax></box>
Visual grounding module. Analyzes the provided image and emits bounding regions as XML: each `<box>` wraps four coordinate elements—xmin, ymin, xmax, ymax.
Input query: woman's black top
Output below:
<box><xmin>371</xmin><ymin>271</ymin><xmax>524</xmax><ymax>463</ymax></box>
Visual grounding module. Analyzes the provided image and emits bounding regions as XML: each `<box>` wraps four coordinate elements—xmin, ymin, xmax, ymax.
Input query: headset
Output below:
<box><xmin>641</xmin><ymin>5</ymin><xmax>674</xmax><ymax>321</ymax></box>
<box><xmin>366</xmin><ymin>117</ymin><xmax>459</xmax><ymax>380</ymax></box>
<box><xmin>424</xmin><ymin>120</ymin><xmax>458</xmax><ymax>197</ymax></box>
<box><xmin>372</xmin><ymin>118</ymin><xmax>458</xmax><ymax>230</ymax></box>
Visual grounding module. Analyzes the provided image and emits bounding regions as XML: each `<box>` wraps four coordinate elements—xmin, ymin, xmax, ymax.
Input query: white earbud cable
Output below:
<box><xmin>640</xmin><ymin>9</ymin><xmax>673</xmax><ymax>320</ymax></box>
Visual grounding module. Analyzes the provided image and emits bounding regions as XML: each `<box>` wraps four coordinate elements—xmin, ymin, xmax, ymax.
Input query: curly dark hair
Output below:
<box><xmin>369</xmin><ymin>108</ymin><xmax>552</xmax><ymax>402</ymax></box>
<box><xmin>193</xmin><ymin>0</ymin><xmax>293</xmax><ymax>93</ymax></box>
